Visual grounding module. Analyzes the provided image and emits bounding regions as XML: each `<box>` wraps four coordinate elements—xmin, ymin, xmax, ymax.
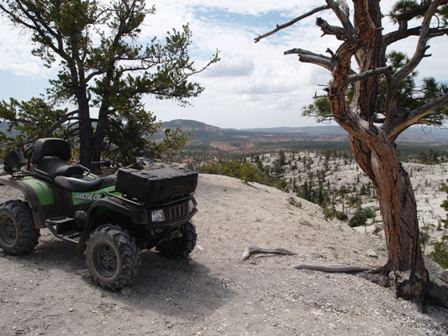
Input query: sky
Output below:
<box><xmin>0</xmin><ymin>1</ymin><xmax>447</xmax><ymax>129</ymax></box>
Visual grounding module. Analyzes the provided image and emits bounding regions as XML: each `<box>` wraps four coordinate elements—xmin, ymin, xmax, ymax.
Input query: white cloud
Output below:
<box><xmin>0</xmin><ymin>1</ymin><xmax>446</xmax><ymax>129</ymax></box>
<box><xmin>0</xmin><ymin>18</ymin><xmax>55</xmax><ymax>77</ymax></box>
<box><xmin>202</xmin><ymin>56</ymin><xmax>254</xmax><ymax>78</ymax></box>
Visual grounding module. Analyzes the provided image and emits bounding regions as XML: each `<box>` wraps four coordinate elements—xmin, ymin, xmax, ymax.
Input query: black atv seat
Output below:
<box><xmin>30</xmin><ymin>138</ymin><xmax>84</xmax><ymax>178</ymax></box>
<box><xmin>35</xmin><ymin>157</ymin><xmax>84</xmax><ymax>178</ymax></box>
<box><xmin>54</xmin><ymin>175</ymin><xmax>116</xmax><ymax>192</ymax></box>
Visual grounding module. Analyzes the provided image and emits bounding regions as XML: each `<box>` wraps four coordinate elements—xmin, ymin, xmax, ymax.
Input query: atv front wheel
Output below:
<box><xmin>157</xmin><ymin>221</ymin><xmax>197</xmax><ymax>258</ymax></box>
<box><xmin>0</xmin><ymin>200</ymin><xmax>39</xmax><ymax>254</ymax></box>
<box><xmin>85</xmin><ymin>224</ymin><xmax>141</xmax><ymax>290</ymax></box>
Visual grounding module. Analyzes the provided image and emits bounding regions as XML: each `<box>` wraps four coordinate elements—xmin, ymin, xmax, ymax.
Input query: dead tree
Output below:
<box><xmin>256</xmin><ymin>0</ymin><xmax>448</xmax><ymax>305</ymax></box>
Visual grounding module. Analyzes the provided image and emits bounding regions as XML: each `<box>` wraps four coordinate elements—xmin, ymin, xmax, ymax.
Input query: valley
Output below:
<box><xmin>163</xmin><ymin>119</ymin><xmax>448</xmax><ymax>259</ymax></box>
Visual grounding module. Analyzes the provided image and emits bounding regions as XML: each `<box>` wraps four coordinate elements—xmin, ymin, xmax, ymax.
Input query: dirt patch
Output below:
<box><xmin>0</xmin><ymin>174</ymin><xmax>447</xmax><ymax>335</ymax></box>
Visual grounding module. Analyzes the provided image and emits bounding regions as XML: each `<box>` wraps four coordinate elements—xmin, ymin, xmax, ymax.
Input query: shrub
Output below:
<box><xmin>240</xmin><ymin>162</ymin><xmax>265</xmax><ymax>184</ymax></box>
<box><xmin>349</xmin><ymin>207</ymin><xmax>375</xmax><ymax>227</ymax></box>
<box><xmin>201</xmin><ymin>161</ymin><xmax>267</xmax><ymax>184</ymax></box>
<box><xmin>431</xmin><ymin>235</ymin><xmax>448</xmax><ymax>269</ymax></box>
<box><xmin>323</xmin><ymin>207</ymin><xmax>348</xmax><ymax>221</ymax></box>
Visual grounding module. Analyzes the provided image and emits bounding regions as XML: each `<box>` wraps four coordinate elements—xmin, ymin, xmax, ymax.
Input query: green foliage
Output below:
<box><xmin>279</xmin><ymin>150</ymin><xmax>286</xmax><ymax>166</ymax></box>
<box><xmin>302</xmin><ymin>52</ymin><xmax>448</xmax><ymax>126</ymax></box>
<box><xmin>240</xmin><ymin>162</ymin><xmax>265</xmax><ymax>183</ymax></box>
<box><xmin>389</xmin><ymin>1</ymin><xmax>424</xmax><ymax>22</ymax></box>
<box><xmin>0</xmin><ymin>97</ymin><xmax>189</xmax><ymax>165</ymax></box>
<box><xmin>0</xmin><ymin>0</ymin><xmax>219</xmax><ymax>164</ymax></box>
<box><xmin>415</xmin><ymin>149</ymin><xmax>446</xmax><ymax>164</ymax></box>
<box><xmin>420</xmin><ymin>226</ymin><xmax>430</xmax><ymax>250</ymax></box>
<box><xmin>323</xmin><ymin>207</ymin><xmax>348</xmax><ymax>221</ymax></box>
<box><xmin>270</xmin><ymin>179</ymin><xmax>288</xmax><ymax>191</ymax></box>
<box><xmin>201</xmin><ymin>161</ymin><xmax>265</xmax><ymax>183</ymax></box>
<box><xmin>440</xmin><ymin>182</ymin><xmax>448</xmax><ymax>229</ymax></box>
<box><xmin>430</xmin><ymin>235</ymin><xmax>448</xmax><ymax>269</ymax></box>
<box><xmin>296</xmin><ymin>171</ymin><xmax>330</xmax><ymax>207</ymax></box>
<box><xmin>303</xmin><ymin>96</ymin><xmax>333</xmax><ymax>122</ymax></box>
<box><xmin>389</xmin><ymin>1</ymin><xmax>448</xmax><ymax>24</ymax></box>
<box><xmin>151</xmin><ymin>129</ymin><xmax>190</xmax><ymax>161</ymax></box>
<box><xmin>0</xmin><ymin>98</ymin><xmax>72</xmax><ymax>149</ymax></box>
<box><xmin>348</xmin><ymin>207</ymin><xmax>376</xmax><ymax>227</ymax></box>
<box><xmin>200</xmin><ymin>160</ymin><xmax>287</xmax><ymax>189</ymax></box>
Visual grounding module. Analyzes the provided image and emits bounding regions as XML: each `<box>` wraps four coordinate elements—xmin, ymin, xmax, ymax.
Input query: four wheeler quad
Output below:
<box><xmin>0</xmin><ymin>138</ymin><xmax>199</xmax><ymax>290</ymax></box>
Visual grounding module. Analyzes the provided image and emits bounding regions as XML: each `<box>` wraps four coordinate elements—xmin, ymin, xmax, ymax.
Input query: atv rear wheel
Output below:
<box><xmin>85</xmin><ymin>224</ymin><xmax>141</xmax><ymax>290</ymax></box>
<box><xmin>0</xmin><ymin>200</ymin><xmax>39</xmax><ymax>255</ymax></box>
<box><xmin>157</xmin><ymin>221</ymin><xmax>197</xmax><ymax>258</ymax></box>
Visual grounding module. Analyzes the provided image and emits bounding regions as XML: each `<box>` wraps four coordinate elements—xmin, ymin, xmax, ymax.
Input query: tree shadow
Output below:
<box><xmin>5</xmin><ymin>238</ymin><xmax>234</xmax><ymax>319</ymax></box>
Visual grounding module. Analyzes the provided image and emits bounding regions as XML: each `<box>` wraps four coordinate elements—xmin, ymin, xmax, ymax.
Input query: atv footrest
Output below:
<box><xmin>45</xmin><ymin>217</ymin><xmax>74</xmax><ymax>226</ymax></box>
<box><xmin>45</xmin><ymin>218</ymin><xmax>80</xmax><ymax>244</ymax></box>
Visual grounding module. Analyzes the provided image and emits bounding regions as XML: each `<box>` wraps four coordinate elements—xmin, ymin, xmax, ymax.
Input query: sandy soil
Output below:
<box><xmin>0</xmin><ymin>174</ymin><xmax>447</xmax><ymax>336</ymax></box>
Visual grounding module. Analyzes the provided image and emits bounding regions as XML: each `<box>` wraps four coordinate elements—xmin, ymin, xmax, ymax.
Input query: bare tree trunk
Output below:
<box><xmin>351</xmin><ymin>137</ymin><xmax>428</xmax><ymax>302</ymax></box>
<box><xmin>91</xmin><ymin>114</ymin><xmax>107</xmax><ymax>166</ymax></box>
<box><xmin>77</xmin><ymin>93</ymin><xmax>94</xmax><ymax>168</ymax></box>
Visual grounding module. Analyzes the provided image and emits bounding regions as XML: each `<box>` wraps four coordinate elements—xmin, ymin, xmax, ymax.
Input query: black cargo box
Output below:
<box><xmin>115</xmin><ymin>165</ymin><xmax>198</xmax><ymax>204</ymax></box>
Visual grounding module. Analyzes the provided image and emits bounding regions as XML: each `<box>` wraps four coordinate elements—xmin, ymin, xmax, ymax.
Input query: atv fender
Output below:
<box><xmin>78</xmin><ymin>197</ymin><xmax>148</xmax><ymax>252</ymax></box>
<box><xmin>0</xmin><ymin>176</ymin><xmax>51</xmax><ymax>228</ymax></box>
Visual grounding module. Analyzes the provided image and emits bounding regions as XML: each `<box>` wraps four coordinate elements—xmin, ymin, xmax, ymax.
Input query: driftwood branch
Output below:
<box><xmin>349</xmin><ymin>67</ymin><xmax>390</xmax><ymax>83</ymax></box>
<box><xmin>316</xmin><ymin>17</ymin><xmax>348</xmax><ymax>40</ymax></box>
<box><xmin>241</xmin><ymin>246</ymin><xmax>297</xmax><ymax>261</ymax></box>
<box><xmin>325</xmin><ymin>0</ymin><xmax>354</xmax><ymax>35</ymax></box>
<box><xmin>295</xmin><ymin>264</ymin><xmax>371</xmax><ymax>273</ymax></box>
<box><xmin>254</xmin><ymin>5</ymin><xmax>329</xmax><ymax>43</ymax></box>
<box><xmin>284</xmin><ymin>48</ymin><xmax>335</xmax><ymax>72</ymax></box>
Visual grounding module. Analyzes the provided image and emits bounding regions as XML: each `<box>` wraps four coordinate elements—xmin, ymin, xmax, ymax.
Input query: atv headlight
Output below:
<box><xmin>188</xmin><ymin>199</ymin><xmax>196</xmax><ymax>213</ymax></box>
<box><xmin>151</xmin><ymin>209</ymin><xmax>166</xmax><ymax>222</ymax></box>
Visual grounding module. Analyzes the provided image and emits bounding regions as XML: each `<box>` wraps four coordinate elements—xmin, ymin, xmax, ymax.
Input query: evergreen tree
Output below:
<box><xmin>0</xmin><ymin>0</ymin><xmax>219</xmax><ymax>166</ymax></box>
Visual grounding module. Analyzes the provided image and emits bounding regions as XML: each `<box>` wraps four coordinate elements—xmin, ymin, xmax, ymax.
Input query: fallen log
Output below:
<box><xmin>241</xmin><ymin>246</ymin><xmax>297</xmax><ymax>261</ymax></box>
<box><xmin>294</xmin><ymin>264</ymin><xmax>371</xmax><ymax>273</ymax></box>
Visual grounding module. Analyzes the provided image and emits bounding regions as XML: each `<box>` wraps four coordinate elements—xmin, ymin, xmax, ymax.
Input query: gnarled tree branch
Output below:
<box><xmin>386</xmin><ymin>91</ymin><xmax>448</xmax><ymax>141</ymax></box>
<box><xmin>349</xmin><ymin>67</ymin><xmax>390</xmax><ymax>83</ymax></box>
<box><xmin>254</xmin><ymin>5</ymin><xmax>329</xmax><ymax>43</ymax></box>
<box><xmin>316</xmin><ymin>17</ymin><xmax>348</xmax><ymax>40</ymax></box>
<box><xmin>325</xmin><ymin>0</ymin><xmax>354</xmax><ymax>34</ymax></box>
<box><xmin>385</xmin><ymin>26</ymin><xmax>448</xmax><ymax>46</ymax></box>
<box><xmin>394</xmin><ymin>0</ymin><xmax>443</xmax><ymax>83</ymax></box>
<box><xmin>284</xmin><ymin>48</ymin><xmax>335</xmax><ymax>72</ymax></box>
<box><xmin>384</xmin><ymin>0</ymin><xmax>445</xmax><ymax>123</ymax></box>
<box><xmin>391</xmin><ymin>0</ymin><xmax>448</xmax><ymax>22</ymax></box>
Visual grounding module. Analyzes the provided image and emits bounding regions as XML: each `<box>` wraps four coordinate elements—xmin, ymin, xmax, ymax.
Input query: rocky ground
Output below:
<box><xmin>0</xmin><ymin>174</ymin><xmax>447</xmax><ymax>336</ymax></box>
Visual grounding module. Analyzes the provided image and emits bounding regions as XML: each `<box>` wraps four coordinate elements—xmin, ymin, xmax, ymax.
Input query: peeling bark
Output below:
<box><xmin>351</xmin><ymin>136</ymin><xmax>429</xmax><ymax>302</ymax></box>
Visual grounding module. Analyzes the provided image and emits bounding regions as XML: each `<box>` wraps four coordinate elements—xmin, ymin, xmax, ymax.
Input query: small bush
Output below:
<box><xmin>240</xmin><ymin>162</ymin><xmax>267</xmax><ymax>184</ymax></box>
<box><xmin>431</xmin><ymin>235</ymin><xmax>448</xmax><ymax>269</ymax></box>
<box><xmin>323</xmin><ymin>207</ymin><xmax>348</xmax><ymax>221</ymax></box>
<box><xmin>349</xmin><ymin>207</ymin><xmax>375</xmax><ymax>227</ymax></box>
<box><xmin>200</xmin><ymin>160</ymin><xmax>288</xmax><ymax>190</ymax></box>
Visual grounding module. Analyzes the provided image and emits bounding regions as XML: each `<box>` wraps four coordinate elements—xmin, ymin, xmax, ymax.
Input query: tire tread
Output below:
<box><xmin>0</xmin><ymin>200</ymin><xmax>39</xmax><ymax>255</ymax></box>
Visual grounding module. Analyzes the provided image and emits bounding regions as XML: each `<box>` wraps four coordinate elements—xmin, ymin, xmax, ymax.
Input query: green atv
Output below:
<box><xmin>0</xmin><ymin>138</ymin><xmax>198</xmax><ymax>290</ymax></box>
